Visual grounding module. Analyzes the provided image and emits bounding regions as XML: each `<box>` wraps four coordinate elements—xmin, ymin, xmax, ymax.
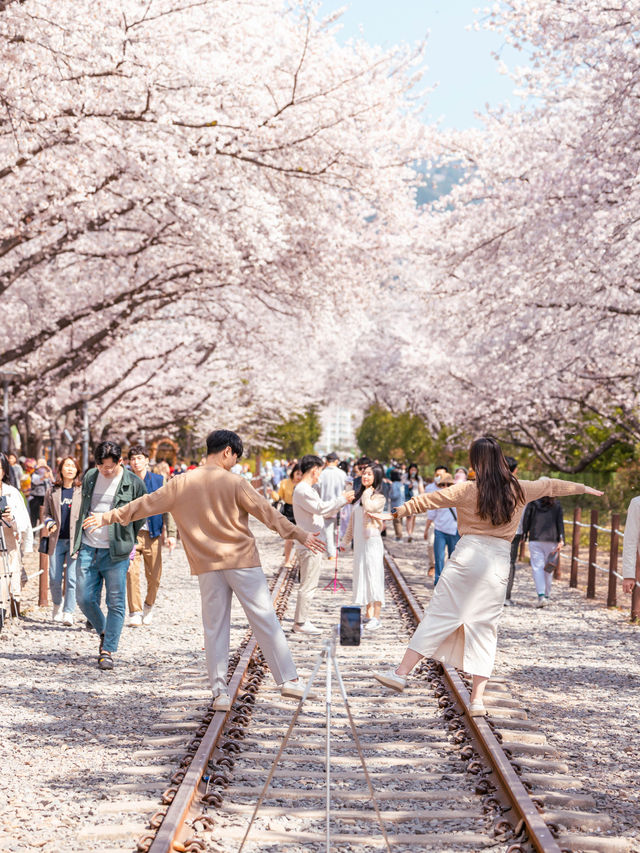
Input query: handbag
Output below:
<box><xmin>38</xmin><ymin>535</ymin><xmax>50</xmax><ymax>555</ymax></box>
<box><xmin>543</xmin><ymin>550</ymin><xmax>559</xmax><ymax>573</ymax></box>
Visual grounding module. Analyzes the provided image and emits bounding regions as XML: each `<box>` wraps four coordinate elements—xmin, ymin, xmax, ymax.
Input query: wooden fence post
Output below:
<box><xmin>631</xmin><ymin>553</ymin><xmax>640</xmax><ymax>623</ymax></box>
<box><xmin>607</xmin><ymin>513</ymin><xmax>619</xmax><ymax>608</ymax></box>
<box><xmin>586</xmin><ymin>509</ymin><xmax>598</xmax><ymax>599</ymax></box>
<box><xmin>570</xmin><ymin>506</ymin><xmax>580</xmax><ymax>588</ymax></box>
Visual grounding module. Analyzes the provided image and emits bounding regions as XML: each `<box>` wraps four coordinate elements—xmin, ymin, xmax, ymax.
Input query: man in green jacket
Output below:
<box><xmin>74</xmin><ymin>440</ymin><xmax>146</xmax><ymax>670</ymax></box>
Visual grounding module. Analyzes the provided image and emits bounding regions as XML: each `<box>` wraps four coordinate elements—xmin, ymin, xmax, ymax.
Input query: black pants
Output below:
<box><xmin>506</xmin><ymin>534</ymin><xmax>522</xmax><ymax>600</ymax></box>
<box><xmin>29</xmin><ymin>495</ymin><xmax>44</xmax><ymax>529</ymax></box>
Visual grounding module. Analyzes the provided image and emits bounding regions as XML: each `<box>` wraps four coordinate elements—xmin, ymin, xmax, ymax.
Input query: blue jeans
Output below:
<box><xmin>434</xmin><ymin>529</ymin><xmax>460</xmax><ymax>585</ymax></box>
<box><xmin>76</xmin><ymin>546</ymin><xmax>129</xmax><ymax>653</ymax></box>
<box><xmin>49</xmin><ymin>538</ymin><xmax>77</xmax><ymax>613</ymax></box>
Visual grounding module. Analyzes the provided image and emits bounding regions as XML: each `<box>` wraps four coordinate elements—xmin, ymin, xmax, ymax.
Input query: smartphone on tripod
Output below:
<box><xmin>340</xmin><ymin>606</ymin><xmax>361</xmax><ymax>646</ymax></box>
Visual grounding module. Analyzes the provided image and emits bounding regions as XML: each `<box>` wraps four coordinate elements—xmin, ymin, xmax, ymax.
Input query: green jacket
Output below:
<box><xmin>73</xmin><ymin>466</ymin><xmax>147</xmax><ymax>559</ymax></box>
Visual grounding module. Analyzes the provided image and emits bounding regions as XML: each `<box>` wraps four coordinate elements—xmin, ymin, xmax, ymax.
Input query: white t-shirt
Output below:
<box><xmin>82</xmin><ymin>470</ymin><xmax>123</xmax><ymax>549</ymax></box>
<box><xmin>427</xmin><ymin>506</ymin><xmax>459</xmax><ymax>536</ymax></box>
<box><xmin>318</xmin><ymin>466</ymin><xmax>347</xmax><ymax>513</ymax></box>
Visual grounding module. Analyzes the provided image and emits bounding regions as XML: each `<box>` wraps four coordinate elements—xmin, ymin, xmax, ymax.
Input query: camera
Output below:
<box><xmin>339</xmin><ymin>606</ymin><xmax>361</xmax><ymax>646</ymax></box>
<box><xmin>0</xmin><ymin>495</ymin><xmax>8</xmax><ymax>514</ymax></box>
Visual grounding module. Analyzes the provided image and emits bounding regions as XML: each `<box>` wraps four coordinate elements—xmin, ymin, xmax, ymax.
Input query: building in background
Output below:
<box><xmin>315</xmin><ymin>406</ymin><xmax>359</xmax><ymax>457</ymax></box>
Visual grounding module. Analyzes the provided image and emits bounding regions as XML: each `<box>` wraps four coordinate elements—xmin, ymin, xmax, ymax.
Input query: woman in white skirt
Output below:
<box><xmin>341</xmin><ymin>464</ymin><xmax>386</xmax><ymax>630</ymax></box>
<box><xmin>372</xmin><ymin>437</ymin><xmax>603</xmax><ymax>716</ymax></box>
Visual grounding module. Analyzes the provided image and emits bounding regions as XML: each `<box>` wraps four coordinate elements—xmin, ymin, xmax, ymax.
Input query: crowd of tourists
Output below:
<box><xmin>1</xmin><ymin>430</ymin><xmax>639</xmax><ymax>721</ymax></box>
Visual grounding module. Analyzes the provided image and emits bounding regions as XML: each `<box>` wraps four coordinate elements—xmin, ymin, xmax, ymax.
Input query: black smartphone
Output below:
<box><xmin>340</xmin><ymin>606</ymin><xmax>361</xmax><ymax>646</ymax></box>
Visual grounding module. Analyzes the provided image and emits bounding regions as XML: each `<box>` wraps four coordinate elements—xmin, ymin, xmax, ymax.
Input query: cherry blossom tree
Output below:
<box><xmin>0</xmin><ymin>0</ymin><xmax>432</xmax><ymax>451</ymax></box>
<box><xmin>349</xmin><ymin>0</ymin><xmax>640</xmax><ymax>471</ymax></box>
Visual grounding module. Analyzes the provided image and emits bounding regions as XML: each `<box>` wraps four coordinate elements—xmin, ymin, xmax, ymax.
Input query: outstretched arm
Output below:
<box><xmin>83</xmin><ymin>480</ymin><xmax>176</xmax><ymax>532</ymax></box>
<box><xmin>395</xmin><ymin>483</ymin><xmax>468</xmax><ymax>519</ymax></box>
<box><xmin>238</xmin><ymin>480</ymin><xmax>324</xmax><ymax>552</ymax></box>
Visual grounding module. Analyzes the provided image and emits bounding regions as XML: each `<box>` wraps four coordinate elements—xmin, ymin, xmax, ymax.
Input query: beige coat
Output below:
<box><xmin>340</xmin><ymin>488</ymin><xmax>386</xmax><ymax>548</ymax></box>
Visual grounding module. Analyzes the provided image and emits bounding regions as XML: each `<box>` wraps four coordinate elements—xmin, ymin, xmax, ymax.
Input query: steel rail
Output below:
<box><xmin>148</xmin><ymin>563</ymin><xmax>293</xmax><ymax>853</ymax></box>
<box><xmin>383</xmin><ymin>548</ymin><xmax>563</xmax><ymax>853</ymax></box>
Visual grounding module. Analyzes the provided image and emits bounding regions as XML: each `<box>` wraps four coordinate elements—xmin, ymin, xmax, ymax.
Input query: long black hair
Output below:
<box><xmin>469</xmin><ymin>437</ymin><xmax>524</xmax><ymax>526</ymax></box>
<box><xmin>0</xmin><ymin>452</ymin><xmax>17</xmax><ymax>488</ymax></box>
<box><xmin>354</xmin><ymin>463</ymin><xmax>384</xmax><ymax>504</ymax></box>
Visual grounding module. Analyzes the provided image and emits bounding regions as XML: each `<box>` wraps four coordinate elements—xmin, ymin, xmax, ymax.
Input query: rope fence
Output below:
<box><xmin>556</xmin><ymin>507</ymin><xmax>640</xmax><ymax>621</ymax></box>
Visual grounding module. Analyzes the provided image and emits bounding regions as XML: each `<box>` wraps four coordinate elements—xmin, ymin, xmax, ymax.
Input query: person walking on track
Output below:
<box><xmin>82</xmin><ymin>429</ymin><xmax>326</xmax><ymax>710</ymax></box>
<box><xmin>292</xmin><ymin>454</ymin><xmax>354</xmax><ymax>635</ymax></box>
<box><xmin>521</xmin><ymin>495</ymin><xmax>565</xmax><ymax>608</ymax></box>
<box><xmin>318</xmin><ymin>452</ymin><xmax>347</xmax><ymax>560</ymax></box>
<box><xmin>372</xmin><ymin>436</ymin><xmax>602</xmax><ymax>717</ymax></box>
<box><xmin>340</xmin><ymin>463</ymin><xmax>386</xmax><ymax>631</ymax></box>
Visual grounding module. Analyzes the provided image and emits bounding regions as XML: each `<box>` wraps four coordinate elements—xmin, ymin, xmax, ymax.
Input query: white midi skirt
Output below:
<box><xmin>409</xmin><ymin>534</ymin><xmax>510</xmax><ymax>678</ymax></box>
<box><xmin>351</xmin><ymin>506</ymin><xmax>385</xmax><ymax>607</ymax></box>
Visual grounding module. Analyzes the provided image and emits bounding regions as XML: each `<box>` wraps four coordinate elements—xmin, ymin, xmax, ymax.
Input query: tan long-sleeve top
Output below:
<box><xmin>395</xmin><ymin>477</ymin><xmax>587</xmax><ymax>542</ymax></box>
<box><xmin>101</xmin><ymin>464</ymin><xmax>308</xmax><ymax>573</ymax></box>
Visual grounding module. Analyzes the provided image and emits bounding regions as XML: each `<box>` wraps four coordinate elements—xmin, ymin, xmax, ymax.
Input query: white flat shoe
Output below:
<box><xmin>374</xmin><ymin>670</ymin><xmax>407</xmax><ymax>692</ymax></box>
<box><xmin>212</xmin><ymin>693</ymin><xmax>231</xmax><ymax>711</ymax></box>
<box><xmin>293</xmin><ymin>621</ymin><xmax>322</xmax><ymax>635</ymax></box>
<box><xmin>469</xmin><ymin>701</ymin><xmax>487</xmax><ymax>717</ymax></box>
<box><xmin>365</xmin><ymin>617</ymin><xmax>381</xmax><ymax>631</ymax></box>
<box><xmin>281</xmin><ymin>680</ymin><xmax>305</xmax><ymax>699</ymax></box>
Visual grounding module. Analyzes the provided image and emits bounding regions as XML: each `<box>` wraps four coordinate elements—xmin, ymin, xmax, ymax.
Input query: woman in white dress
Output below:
<box><xmin>372</xmin><ymin>437</ymin><xmax>603</xmax><ymax>715</ymax></box>
<box><xmin>340</xmin><ymin>464</ymin><xmax>386</xmax><ymax>631</ymax></box>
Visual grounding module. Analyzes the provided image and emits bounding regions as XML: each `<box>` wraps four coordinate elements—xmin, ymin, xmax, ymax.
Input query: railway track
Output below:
<box><xmin>84</xmin><ymin>545</ymin><xmax>631</xmax><ymax>853</ymax></box>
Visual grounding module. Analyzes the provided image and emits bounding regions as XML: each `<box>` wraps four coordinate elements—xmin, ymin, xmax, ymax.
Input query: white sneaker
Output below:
<box><xmin>374</xmin><ymin>669</ymin><xmax>407</xmax><ymax>692</ymax></box>
<box><xmin>128</xmin><ymin>611</ymin><xmax>143</xmax><ymax>627</ymax></box>
<box><xmin>62</xmin><ymin>612</ymin><xmax>74</xmax><ymax>626</ymax></box>
<box><xmin>536</xmin><ymin>595</ymin><xmax>547</xmax><ymax>609</ymax></box>
<box><xmin>469</xmin><ymin>701</ymin><xmax>487</xmax><ymax>717</ymax></box>
<box><xmin>142</xmin><ymin>604</ymin><xmax>154</xmax><ymax>626</ymax></box>
<box><xmin>212</xmin><ymin>693</ymin><xmax>231</xmax><ymax>711</ymax></box>
<box><xmin>293</xmin><ymin>621</ymin><xmax>322</xmax><ymax>635</ymax></box>
<box><xmin>52</xmin><ymin>604</ymin><xmax>63</xmax><ymax>623</ymax></box>
<box><xmin>281</xmin><ymin>679</ymin><xmax>305</xmax><ymax>699</ymax></box>
<box><xmin>365</xmin><ymin>617</ymin><xmax>381</xmax><ymax>631</ymax></box>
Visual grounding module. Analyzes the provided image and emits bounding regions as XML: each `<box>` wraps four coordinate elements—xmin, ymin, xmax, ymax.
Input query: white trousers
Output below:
<box><xmin>198</xmin><ymin>567</ymin><xmax>297</xmax><ymax>697</ymax></box>
<box><xmin>529</xmin><ymin>541</ymin><xmax>555</xmax><ymax>596</ymax></box>
<box><xmin>294</xmin><ymin>550</ymin><xmax>323</xmax><ymax>624</ymax></box>
<box><xmin>323</xmin><ymin>516</ymin><xmax>338</xmax><ymax>559</ymax></box>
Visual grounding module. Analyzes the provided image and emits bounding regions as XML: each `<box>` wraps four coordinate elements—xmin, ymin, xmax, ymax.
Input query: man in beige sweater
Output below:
<box><xmin>82</xmin><ymin>429</ymin><xmax>325</xmax><ymax>710</ymax></box>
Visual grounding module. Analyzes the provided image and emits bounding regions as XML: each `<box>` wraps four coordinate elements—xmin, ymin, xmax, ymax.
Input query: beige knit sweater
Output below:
<box><xmin>395</xmin><ymin>477</ymin><xmax>587</xmax><ymax>541</ymax></box>
<box><xmin>101</xmin><ymin>464</ymin><xmax>308</xmax><ymax>573</ymax></box>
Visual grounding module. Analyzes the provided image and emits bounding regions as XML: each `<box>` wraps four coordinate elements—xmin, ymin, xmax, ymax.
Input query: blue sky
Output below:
<box><xmin>320</xmin><ymin>1</ymin><xmax>519</xmax><ymax>129</ymax></box>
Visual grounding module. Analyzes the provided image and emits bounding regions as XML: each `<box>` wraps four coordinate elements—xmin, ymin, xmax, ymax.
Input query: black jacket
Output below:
<box><xmin>522</xmin><ymin>499</ymin><xmax>565</xmax><ymax>543</ymax></box>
